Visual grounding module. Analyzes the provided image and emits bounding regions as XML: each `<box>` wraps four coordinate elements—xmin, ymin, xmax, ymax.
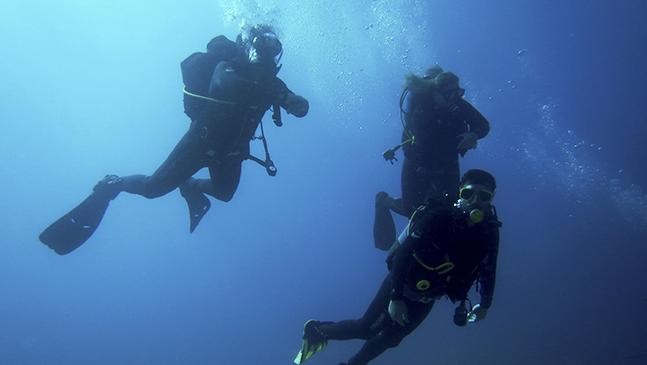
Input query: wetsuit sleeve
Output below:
<box><xmin>477</xmin><ymin>226</ymin><xmax>499</xmax><ymax>308</ymax></box>
<box><xmin>272</xmin><ymin>78</ymin><xmax>290</xmax><ymax>103</ymax></box>
<box><xmin>276</xmin><ymin>79</ymin><xmax>309</xmax><ymax>118</ymax></box>
<box><xmin>458</xmin><ymin>99</ymin><xmax>490</xmax><ymax>138</ymax></box>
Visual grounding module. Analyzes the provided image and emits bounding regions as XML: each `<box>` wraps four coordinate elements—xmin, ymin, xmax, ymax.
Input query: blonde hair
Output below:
<box><xmin>404</xmin><ymin>73</ymin><xmax>435</xmax><ymax>93</ymax></box>
<box><xmin>435</xmin><ymin>72</ymin><xmax>460</xmax><ymax>90</ymax></box>
<box><xmin>403</xmin><ymin>64</ymin><xmax>445</xmax><ymax>93</ymax></box>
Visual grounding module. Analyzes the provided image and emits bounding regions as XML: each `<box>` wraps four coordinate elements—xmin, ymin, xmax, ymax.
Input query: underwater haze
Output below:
<box><xmin>1</xmin><ymin>0</ymin><xmax>647</xmax><ymax>364</ymax></box>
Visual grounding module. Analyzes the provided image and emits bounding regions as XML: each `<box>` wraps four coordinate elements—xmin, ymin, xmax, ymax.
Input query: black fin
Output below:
<box><xmin>185</xmin><ymin>191</ymin><xmax>211</xmax><ymax>233</ymax></box>
<box><xmin>39</xmin><ymin>192</ymin><xmax>113</xmax><ymax>255</ymax></box>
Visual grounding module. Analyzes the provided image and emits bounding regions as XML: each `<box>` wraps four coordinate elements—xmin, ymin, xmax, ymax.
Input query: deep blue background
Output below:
<box><xmin>1</xmin><ymin>1</ymin><xmax>646</xmax><ymax>364</ymax></box>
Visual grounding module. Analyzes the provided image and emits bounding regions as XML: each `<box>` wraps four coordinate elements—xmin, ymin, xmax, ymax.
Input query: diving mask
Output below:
<box><xmin>459</xmin><ymin>184</ymin><xmax>494</xmax><ymax>204</ymax></box>
<box><xmin>249</xmin><ymin>32</ymin><xmax>283</xmax><ymax>65</ymax></box>
<box><xmin>456</xmin><ymin>184</ymin><xmax>494</xmax><ymax>223</ymax></box>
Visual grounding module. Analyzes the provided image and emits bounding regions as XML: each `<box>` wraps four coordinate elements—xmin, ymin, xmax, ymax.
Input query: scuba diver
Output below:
<box><xmin>39</xmin><ymin>24</ymin><xmax>309</xmax><ymax>255</ymax></box>
<box><xmin>374</xmin><ymin>65</ymin><xmax>490</xmax><ymax>250</ymax></box>
<box><xmin>294</xmin><ymin>169</ymin><xmax>501</xmax><ymax>365</ymax></box>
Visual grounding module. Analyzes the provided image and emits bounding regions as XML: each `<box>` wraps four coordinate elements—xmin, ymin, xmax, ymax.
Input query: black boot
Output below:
<box><xmin>93</xmin><ymin>174</ymin><xmax>124</xmax><ymax>200</ymax></box>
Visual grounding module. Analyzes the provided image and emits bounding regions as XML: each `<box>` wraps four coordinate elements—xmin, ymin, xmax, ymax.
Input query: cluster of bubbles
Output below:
<box><xmin>219</xmin><ymin>0</ymin><xmax>282</xmax><ymax>28</ymax></box>
<box><xmin>216</xmin><ymin>0</ymin><xmax>435</xmax><ymax>119</ymax></box>
<box><xmin>518</xmin><ymin>103</ymin><xmax>647</xmax><ymax>227</ymax></box>
<box><xmin>365</xmin><ymin>0</ymin><xmax>434</xmax><ymax>71</ymax></box>
<box><xmin>215</xmin><ymin>1</ymin><xmax>647</xmax><ymax>228</ymax></box>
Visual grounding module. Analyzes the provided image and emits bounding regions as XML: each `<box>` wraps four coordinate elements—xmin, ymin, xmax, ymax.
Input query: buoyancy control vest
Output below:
<box><xmin>391</xmin><ymin>203</ymin><xmax>499</xmax><ymax>303</ymax></box>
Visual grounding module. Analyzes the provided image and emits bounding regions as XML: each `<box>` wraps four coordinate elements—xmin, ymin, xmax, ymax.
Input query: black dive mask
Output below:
<box><xmin>249</xmin><ymin>32</ymin><xmax>283</xmax><ymax>65</ymax></box>
<box><xmin>455</xmin><ymin>184</ymin><xmax>494</xmax><ymax>224</ymax></box>
<box><xmin>459</xmin><ymin>184</ymin><xmax>493</xmax><ymax>204</ymax></box>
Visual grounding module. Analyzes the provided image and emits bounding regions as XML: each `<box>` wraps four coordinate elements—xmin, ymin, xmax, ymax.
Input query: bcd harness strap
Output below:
<box><xmin>184</xmin><ymin>88</ymin><xmax>281</xmax><ymax>176</ymax></box>
<box><xmin>183</xmin><ymin>87</ymin><xmax>238</xmax><ymax>105</ymax></box>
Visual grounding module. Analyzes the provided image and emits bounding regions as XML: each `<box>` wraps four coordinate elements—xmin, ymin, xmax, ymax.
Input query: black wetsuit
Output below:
<box><xmin>117</xmin><ymin>43</ymin><xmax>295</xmax><ymax>202</ymax></box>
<box><xmin>323</xmin><ymin>204</ymin><xmax>500</xmax><ymax>365</ymax></box>
<box><xmin>374</xmin><ymin>90</ymin><xmax>490</xmax><ymax>249</ymax></box>
<box><xmin>37</xmin><ymin>36</ymin><xmax>306</xmax><ymax>254</ymax></box>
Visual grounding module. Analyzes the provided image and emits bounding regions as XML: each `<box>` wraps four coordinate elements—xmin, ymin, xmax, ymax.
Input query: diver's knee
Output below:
<box><xmin>213</xmin><ymin>192</ymin><xmax>232</xmax><ymax>202</ymax></box>
<box><xmin>213</xmin><ymin>187</ymin><xmax>236</xmax><ymax>202</ymax></box>
<box><xmin>383</xmin><ymin>334</ymin><xmax>404</xmax><ymax>348</ymax></box>
<box><xmin>356</xmin><ymin>319</ymin><xmax>381</xmax><ymax>339</ymax></box>
<box><xmin>141</xmin><ymin>179</ymin><xmax>175</xmax><ymax>199</ymax></box>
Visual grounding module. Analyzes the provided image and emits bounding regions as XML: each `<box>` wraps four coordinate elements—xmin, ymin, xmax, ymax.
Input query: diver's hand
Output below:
<box><xmin>457</xmin><ymin>132</ymin><xmax>478</xmax><ymax>154</ymax></box>
<box><xmin>388</xmin><ymin>300</ymin><xmax>409</xmax><ymax>326</ymax></box>
<box><xmin>467</xmin><ymin>304</ymin><xmax>488</xmax><ymax>323</ymax></box>
<box><xmin>283</xmin><ymin>93</ymin><xmax>309</xmax><ymax>117</ymax></box>
<box><xmin>382</xmin><ymin>148</ymin><xmax>398</xmax><ymax>164</ymax></box>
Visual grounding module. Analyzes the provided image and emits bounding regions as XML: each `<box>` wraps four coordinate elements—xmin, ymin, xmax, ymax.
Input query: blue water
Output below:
<box><xmin>1</xmin><ymin>1</ymin><xmax>646</xmax><ymax>364</ymax></box>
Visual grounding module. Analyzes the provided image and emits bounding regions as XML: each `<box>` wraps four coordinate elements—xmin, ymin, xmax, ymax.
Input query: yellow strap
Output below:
<box><xmin>183</xmin><ymin>87</ymin><xmax>238</xmax><ymax>105</ymax></box>
<box><xmin>413</xmin><ymin>253</ymin><xmax>454</xmax><ymax>274</ymax></box>
<box><xmin>435</xmin><ymin>262</ymin><xmax>455</xmax><ymax>274</ymax></box>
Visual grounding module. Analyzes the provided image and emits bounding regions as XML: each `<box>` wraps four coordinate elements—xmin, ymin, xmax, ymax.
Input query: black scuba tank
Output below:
<box><xmin>180</xmin><ymin>35</ymin><xmax>244</xmax><ymax>119</ymax></box>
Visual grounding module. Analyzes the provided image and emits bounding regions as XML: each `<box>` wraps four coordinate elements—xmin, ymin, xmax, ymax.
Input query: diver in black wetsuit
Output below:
<box><xmin>39</xmin><ymin>25</ymin><xmax>309</xmax><ymax>255</ymax></box>
<box><xmin>295</xmin><ymin>170</ymin><xmax>500</xmax><ymax>365</ymax></box>
<box><xmin>374</xmin><ymin>66</ymin><xmax>490</xmax><ymax>250</ymax></box>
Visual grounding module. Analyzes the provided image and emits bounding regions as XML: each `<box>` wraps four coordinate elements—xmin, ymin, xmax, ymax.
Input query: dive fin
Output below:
<box><xmin>185</xmin><ymin>191</ymin><xmax>211</xmax><ymax>233</ymax></box>
<box><xmin>39</xmin><ymin>175</ymin><xmax>122</xmax><ymax>255</ymax></box>
<box><xmin>293</xmin><ymin>320</ymin><xmax>327</xmax><ymax>365</ymax></box>
<box><xmin>39</xmin><ymin>192</ymin><xmax>112</xmax><ymax>255</ymax></box>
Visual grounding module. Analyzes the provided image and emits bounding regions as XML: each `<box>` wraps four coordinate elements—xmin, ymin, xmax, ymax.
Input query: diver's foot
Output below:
<box><xmin>303</xmin><ymin>319</ymin><xmax>328</xmax><ymax>346</ymax></box>
<box><xmin>294</xmin><ymin>320</ymin><xmax>328</xmax><ymax>364</ymax></box>
<box><xmin>180</xmin><ymin>184</ymin><xmax>211</xmax><ymax>233</ymax></box>
<box><xmin>93</xmin><ymin>175</ymin><xmax>123</xmax><ymax>200</ymax></box>
<box><xmin>376</xmin><ymin>191</ymin><xmax>396</xmax><ymax>209</ymax></box>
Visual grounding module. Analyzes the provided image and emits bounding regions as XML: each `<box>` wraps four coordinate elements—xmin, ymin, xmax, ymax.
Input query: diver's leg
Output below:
<box><xmin>182</xmin><ymin>156</ymin><xmax>242</xmax><ymax>202</ymax></box>
<box><xmin>317</xmin><ymin>274</ymin><xmax>393</xmax><ymax>341</ymax></box>
<box><xmin>441</xmin><ymin>159</ymin><xmax>460</xmax><ymax>201</ymax></box>
<box><xmin>373</xmin><ymin>192</ymin><xmax>397</xmax><ymax>251</ymax></box>
<box><xmin>423</xmin><ymin>159</ymin><xmax>460</xmax><ymax>202</ymax></box>
<box><xmin>118</xmin><ymin>122</ymin><xmax>206</xmax><ymax>199</ymax></box>
<box><xmin>295</xmin><ymin>276</ymin><xmax>393</xmax><ymax>364</ymax></box>
<box><xmin>345</xmin><ymin>300</ymin><xmax>435</xmax><ymax>365</ymax></box>
<box><xmin>374</xmin><ymin>158</ymin><xmax>424</xmax><ymax>249</ymax></box>
<box><xmin>176</xmin><ymin>156</ymin><xmax>242</xmax><ymax>232</ymax></box>
<box><xmin>400</xmin><ymin>158</ymin><xmax>426</xmax><ymax>216</ymax></box>
<box><xmin>206</xmin><ymin>157</ymin><xmax>243</xmax><ymax>202</ymax></box>
<box><xmin>40</xmin><ymin>123</ymin><xmax>207</xmax><ymax>253</ymax></box>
